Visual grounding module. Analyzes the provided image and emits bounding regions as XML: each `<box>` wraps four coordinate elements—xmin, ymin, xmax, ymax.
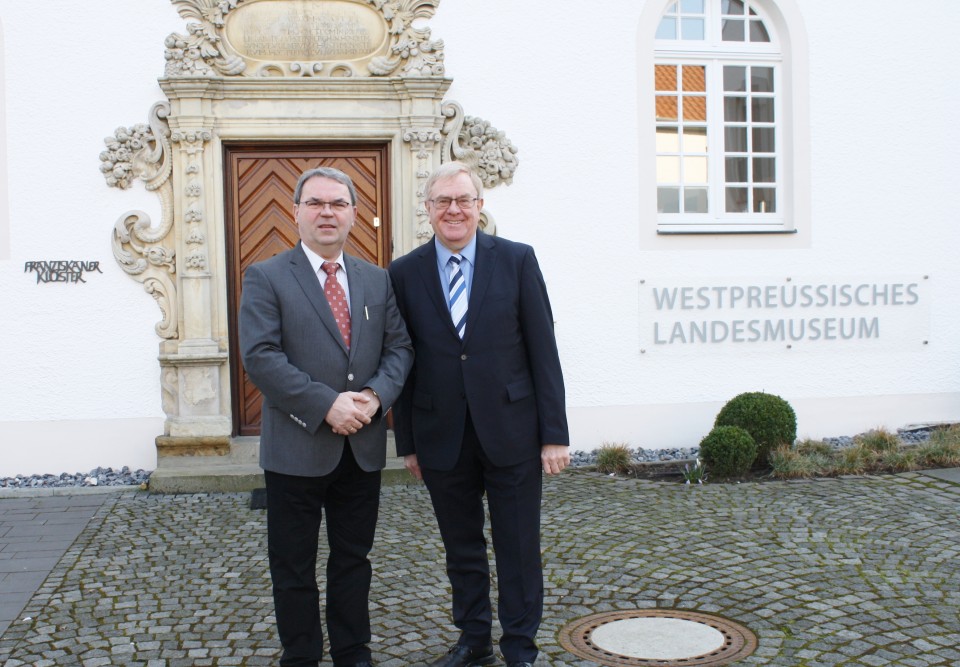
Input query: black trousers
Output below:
<box><xmin>264</xmin><ymin>443</ymin><xmax>381</xmax><ymax>667</ymax></box>
<box><xmin>421</xmin><ymin>417</ymin><xmax>544</xmax><ymax>663</ymax></box>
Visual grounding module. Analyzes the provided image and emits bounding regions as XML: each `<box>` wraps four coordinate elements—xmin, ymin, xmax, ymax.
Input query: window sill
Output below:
<box><xmin>657</xmin><ymin>224</ymin><xmax>797</xmax><ymax>235</ymax></box>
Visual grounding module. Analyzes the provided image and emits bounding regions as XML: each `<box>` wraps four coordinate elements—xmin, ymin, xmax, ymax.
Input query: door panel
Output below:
<box><xmin>225</xmin><ymin>144</ymin><xmax>391</xmax><ymax>436</ymax></box>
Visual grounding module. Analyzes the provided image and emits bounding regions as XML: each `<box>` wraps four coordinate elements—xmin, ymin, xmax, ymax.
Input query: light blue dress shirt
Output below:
<box><xmin>434</xmin><ymin>235</ymin><xmax>476</xmax><ymax>312</ymax></box>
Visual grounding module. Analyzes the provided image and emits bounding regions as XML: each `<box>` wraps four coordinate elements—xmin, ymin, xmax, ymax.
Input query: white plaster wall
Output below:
<box><xmin>0</xmin><ymin>1</ymin><xmax>183</xmax><ymax>475</ymax></box>
<box><xmin>0</xmin><ymin>0</ymin><xmax>957</xmax><ymax>475</ymax></box>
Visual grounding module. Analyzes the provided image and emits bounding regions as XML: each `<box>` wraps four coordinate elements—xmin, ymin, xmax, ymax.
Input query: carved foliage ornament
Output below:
<box><xmin>165</xmin><ymin>0</ymin><xmax>444</xmax><ymax>78</ymax></box>
<box><xmin>102</xmin><ymin>102</ymin><xmax>179</xmax><ymax>339</ymax></box>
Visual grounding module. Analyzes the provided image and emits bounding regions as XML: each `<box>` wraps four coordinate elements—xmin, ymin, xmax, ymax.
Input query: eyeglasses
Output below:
<box><xmin>428</xmin><ymin>196</ymin><xmax>479</xmax><ymax>210</ymax></box>
<box><xmin>299</xmin><ymin>199</ymin><xmax>352</xmax><ymax>212</ymax></box>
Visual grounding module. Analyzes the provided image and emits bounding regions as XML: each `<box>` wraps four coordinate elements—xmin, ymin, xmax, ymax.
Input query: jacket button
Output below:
<box><xmin>347</xmin><ymin>373</ymin><xmax>354</xmax><ymax>381</ymax></box>
<box><xmin>460</xmin><ymin>354</ymin><xmax>467</xmax><ymax>361</ymax></box>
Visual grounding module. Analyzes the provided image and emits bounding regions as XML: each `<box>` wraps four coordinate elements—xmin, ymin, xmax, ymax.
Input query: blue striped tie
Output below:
<box><xmin>447</xmin><ymin>254</ymin><xmax>467</xmax><ymax>338</ymax></box>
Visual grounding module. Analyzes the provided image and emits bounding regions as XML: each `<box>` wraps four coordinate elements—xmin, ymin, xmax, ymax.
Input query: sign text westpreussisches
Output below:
<box><xmin>642</xmin><ymin>278</ymin><xmax>928</xmax><ymax>348</ymax></box>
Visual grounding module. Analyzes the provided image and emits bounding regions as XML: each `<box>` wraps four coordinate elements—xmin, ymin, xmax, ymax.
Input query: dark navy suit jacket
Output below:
<box><xmin>389</xmin><ymin>231</ymin><xmax>569</xmax><ymax>470</ymax></box>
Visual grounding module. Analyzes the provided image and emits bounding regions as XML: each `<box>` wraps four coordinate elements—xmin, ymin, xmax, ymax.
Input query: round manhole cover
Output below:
<box><xmin>559</xmin><ymin>609</ymin><xmax>757</xmax><ymax>666</ymax></box>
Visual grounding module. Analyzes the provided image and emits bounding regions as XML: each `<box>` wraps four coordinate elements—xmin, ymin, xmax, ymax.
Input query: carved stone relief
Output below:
<box><xmin>164</xmin><ymin>0</ymin><xmax>445</xmax><ymax>79</ymax></box>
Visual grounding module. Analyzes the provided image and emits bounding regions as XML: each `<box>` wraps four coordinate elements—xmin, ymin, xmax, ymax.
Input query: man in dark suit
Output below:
<box><xmin>389</xmin><ymin>162</ymin><xmax>570</xmax><ymax>667</ymax></box>
<box><xmin>239</xmin><ymin>167</ymin><xmax>413</xmax><ymax>667</ymax></box>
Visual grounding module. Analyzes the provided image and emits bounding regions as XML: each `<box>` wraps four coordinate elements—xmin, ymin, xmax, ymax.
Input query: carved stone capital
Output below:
<box><xmin>402</xmin><ymin>127</ymin><xmax>442</xmax><ymax>158</ymax></box>
<box><xmin>170</xmin><ymin>128</ymin><xmax>213</xmax><ymax>155</ymax></box>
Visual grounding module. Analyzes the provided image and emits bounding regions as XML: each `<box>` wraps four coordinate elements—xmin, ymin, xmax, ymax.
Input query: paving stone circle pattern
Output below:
<box><xmin>1</xmin><ymin>469</ymin><xmax>959</xmax><ymax>665</ymax></box>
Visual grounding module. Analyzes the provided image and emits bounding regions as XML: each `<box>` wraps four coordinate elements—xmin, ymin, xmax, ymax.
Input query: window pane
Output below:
<box><xmin>655</xmin><ymin>65</ymin><xmax>677</xmax><ymax>91</ymax></box>
<box><xmin>724</xmin><ymin>127</ymin><xmax>747</xmax><ymax>152</ymax></box>
<box><xmin>682</xmin><ymin>65</ymin><xmax>706</xmax><ymax>92</ymax></box>
<box><xmin>754</xmin><ymin>188</ymin><xmax>776</xmax><ymax>213</ymax></box>
<box><xmin>656</xmin><ymin>96</ymin><xmax>678</xmax><ymax>121</ymax></box>
<box><xmin>685</xmin><ymin>188</ymin><xmax>709</xmax><ymax>213</ymax></box>
<box><xmin>656</xmin><ymin>17</ymin><xmax>677</xmax><ymax>40</ymax></box>
<box><xmin>726</xmin><ymin>187</ymin><xmax>748</xmax><ymax>213</ymax></box>
<box><xmin>657</xmin><ymin>156</ymin><xmax>680</xmax><ymax>182</ymax></box>
<box><xmin>656</xmin><ymin>127</ymin><xmax>680</xmax><ymax>152</ymax></box>
<box><xmin>722</xmin><ymin>0</ymin><xmax>744</xmax><ymax>15</ymax></box>
<box><xmin>752</xmin><ymin>127</ymin><xmax>775</xmax><ymax>152</ymax></box>
<box><xmin>685</xmin><ymin>127</ymin><xmax>707</xmax><ymax>152</ymax></box>
<box><xmin>658</xmin><ymin>187</ymin><xmax>680</xmax><ymax>213</ymax></box>
<box><xmin>683</xmin><ymin>96</ymin><xmax>707</xmax><ymax>122</ymax></box>
<box><xmin>750</xmin><ymin>20</ymin><xmax>770</xmax><ymax>42</ymax></box>
<box><xmin>722</xmin><ymin>19</ymin><xmax>745</xmax><ymax>41</ymax></box>
<box><xmin>751</xmin><ymin>67</ymin><xmax>774</xmax><ymax>93</ymax></box>
<box><xmin>684</xmin><ymin>156</ymin><xmax>708</xmax><ymax>182</ymax></box>
<box><xmin>752</xmin><ymin>97</ymin><xmax>774</xmax><ymax>122</ymax></box>
<box><xmin>724</xmin><ymin>96</ymin><xmax>746</xmax><ymax>122</ymax></box>
<box><xmin>723</xmin><ymin>66</ymin><xmax>746</xmax><ymax>92</ymax></box>
<box><xmin>681</xmin><ymin>0</ymin><xmax>704</xmax><ymax>12</ymax></box>
<box><xmin>753</xmin><ymin>157</ymin><xmax>776</xmax><ymax>183</ymax></box>
<box><xmin>725</xmin><ymin>157</ymin><xmax>747</xmax><ymax>183</ymax></box>
<box><xmin>681</xmin><ymin>18</ymin><xmax>705</xmax><ymax>40</ymax></box>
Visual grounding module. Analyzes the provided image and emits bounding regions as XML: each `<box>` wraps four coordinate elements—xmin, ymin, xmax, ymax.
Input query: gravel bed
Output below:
<box><xmin>0</xmin><ymin>466</ymin><xmax>150</xmax><ymax>490</ymax></box>
<box><xmin>0</xmin><ymin>428</ymin><xmax>945</xmax><ymax>488</ymax></box>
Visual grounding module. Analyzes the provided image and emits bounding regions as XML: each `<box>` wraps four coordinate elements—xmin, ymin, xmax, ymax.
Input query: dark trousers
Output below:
<box><xmin>421</xmin><ymin>417</ymin><xmax>544</xmax><ymax>663</ymax></box>
<box><xmin>264</xmin><ymin>443</ymin><xmax>381</xmax><ymax>667</ymax></box>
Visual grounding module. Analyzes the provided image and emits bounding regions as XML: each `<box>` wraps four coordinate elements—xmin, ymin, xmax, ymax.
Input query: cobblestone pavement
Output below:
<box><xmin>1</xmin><ymin>469</ymin><xmax>959</xmax><ymax>666</ymax></box>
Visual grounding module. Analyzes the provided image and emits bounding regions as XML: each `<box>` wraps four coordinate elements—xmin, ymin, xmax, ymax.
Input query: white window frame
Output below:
<box><xmin>649</xmin><ymin>0</ymin><xmax>806</xmax><ymax>236</ymax></box>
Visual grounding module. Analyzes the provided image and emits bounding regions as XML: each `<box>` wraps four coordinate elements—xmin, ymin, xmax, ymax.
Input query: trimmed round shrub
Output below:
<box><xmin>699</xmin><ymin>425</ymin><xmax>758</xmax><ymax>479</ymax></box>
<box><xmin>714</xmin><ymin>391</ymin><xmax>797</xmax><ymax>467</ymax></box>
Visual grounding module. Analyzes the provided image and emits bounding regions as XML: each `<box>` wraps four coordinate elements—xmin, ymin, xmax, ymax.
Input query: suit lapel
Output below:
<box><xmin>415</xmin><ymin>240</ymin><xmax>459</xmax><ymax>337</ymax></box>
<box><xmin>344</xmin><ymin>254</ymin><xmax>364</xmax><ymax>356</ymax></box>
<box><xmin>463</xmin><ymin>231</ymin><xmax>497</xmax><ymax>345</ymax></box>
<box><xmin>288</xmin><ymin>243</ymin><xmax>349</xmax><ymax>354</ymax></box>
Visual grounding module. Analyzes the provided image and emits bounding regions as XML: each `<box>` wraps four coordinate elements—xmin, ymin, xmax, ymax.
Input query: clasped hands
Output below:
<box><xmin>325</xmin><ymin>388</ymin><xmax>380</xmax><ymax>436</ymax></box>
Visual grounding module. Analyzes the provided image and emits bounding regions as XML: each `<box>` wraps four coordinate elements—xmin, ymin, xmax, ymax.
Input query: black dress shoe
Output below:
<box><xmin>429</xmin><ymin>643</ymin><xmax>497</xmax><ymax>667</ymax></box>
<box><xmin>506</xmin><ymin>663</ymin><xmax>533</xmax><ymax>667</ymax></box>
<box><xmin>336</xmin><ymin>662</ymin><xmax>373</xmax><ymax>667</ymax></box>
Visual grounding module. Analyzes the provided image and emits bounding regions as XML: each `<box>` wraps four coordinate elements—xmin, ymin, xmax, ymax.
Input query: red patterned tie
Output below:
<box><xmin>321</xmin><ymin>261</ymin><xmax>351</xmax><ymax>349</ymax></box>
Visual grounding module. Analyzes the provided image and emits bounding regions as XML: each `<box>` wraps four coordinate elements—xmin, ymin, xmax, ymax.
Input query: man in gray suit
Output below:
<box><xmin>239</xmin><ymin>167</ymin><xmax>413</xmax><ymax>667</ymax></box>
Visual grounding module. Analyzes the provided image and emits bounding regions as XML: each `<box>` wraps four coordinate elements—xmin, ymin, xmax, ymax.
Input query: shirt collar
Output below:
<box><xmin>302</xmin><ymin>243</ymin><xmax>344</xmax><ymax>276</ymax></box>
<box><xmin>434</xmin><ymin>234</ymin><xmax>477</xmax><ymax>268</ymax></box>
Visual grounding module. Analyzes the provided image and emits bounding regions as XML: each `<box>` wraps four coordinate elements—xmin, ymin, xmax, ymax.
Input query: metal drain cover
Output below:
<box><xmin>559</xmin><ymin>609</ymin><xmax>757</xmax><ymax>666</ymax></box>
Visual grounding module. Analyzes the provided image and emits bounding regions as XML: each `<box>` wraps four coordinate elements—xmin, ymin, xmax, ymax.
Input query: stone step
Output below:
<box><xmin>149</xmin><ymin>433</ymin><xmax>413</xmax><ymax>493</ymax></box>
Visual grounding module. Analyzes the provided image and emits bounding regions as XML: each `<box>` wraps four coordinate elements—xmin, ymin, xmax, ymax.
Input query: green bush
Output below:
<box><xmin>715</xmin><ymin>392</ymin><xmax>797</xmax><ymax>467</ymax></box>
<box><xmin>699</xmin><ymin>426</ymin><xmax>757</xmax><ymax>479</ymax></box>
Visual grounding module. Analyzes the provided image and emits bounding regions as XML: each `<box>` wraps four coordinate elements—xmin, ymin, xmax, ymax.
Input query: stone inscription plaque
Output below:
<box><xmin>225</xmin><ymin>0</ymin><xmax>387</xmax><ymax>62</ymax></box>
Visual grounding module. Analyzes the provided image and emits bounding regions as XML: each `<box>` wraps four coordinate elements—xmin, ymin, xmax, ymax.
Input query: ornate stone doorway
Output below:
<box><xmin>224</xmin><ymin>143</ymin><xmax>392</xmax><ymax>436</ymax></box>
<box><xmin>98</xmin><ymin>0</ymin><xmax>519</xmax><ymax>480</ymax></box>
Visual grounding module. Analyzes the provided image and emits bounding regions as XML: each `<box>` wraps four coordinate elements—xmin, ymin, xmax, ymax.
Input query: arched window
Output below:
<box><xmin>652</xmin><ymin>0</ymin><xmax>806</xmax><ymax>234</ymax></box>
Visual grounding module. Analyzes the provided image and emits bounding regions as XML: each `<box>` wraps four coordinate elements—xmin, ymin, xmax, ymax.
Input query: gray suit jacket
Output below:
<box><xmin>239</xmin><ymin>242</ymin><xmax>413</xmax><ymax>477</ymax></box>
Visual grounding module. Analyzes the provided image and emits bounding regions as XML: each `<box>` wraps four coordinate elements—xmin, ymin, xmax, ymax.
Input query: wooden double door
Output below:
<box><xmin>225</xmin><ymin>143</ymin><xmax>392</xmax><ymax>436</ymax></box>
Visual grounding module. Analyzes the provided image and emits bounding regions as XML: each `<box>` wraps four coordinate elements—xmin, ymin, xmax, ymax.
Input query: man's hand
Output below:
<box><xmin>404</xmin><ymin>453</ymin><xmax>422</xmax><ymax>481</ymax></box>
<box><xmin>355</xmin><ymin>388</ymin><xmax>381</xmax><ymax>421</ymax></box>
<box><xmin>325</xmin><ymin>392</ymin><xmax>372</xmax><ymax>436</ymax></box>
<box><xmin>541</xmin><ymin>444</ymin><xmax>570</xmax><ymax>475</ymax></box>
